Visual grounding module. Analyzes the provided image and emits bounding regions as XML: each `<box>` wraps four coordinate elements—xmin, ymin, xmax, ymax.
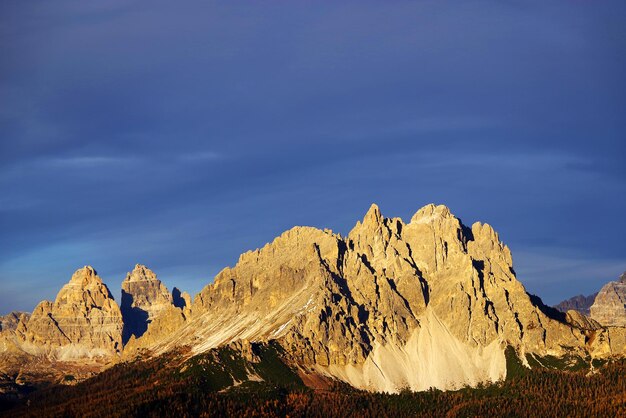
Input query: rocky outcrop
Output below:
<box><xmin>136</xmin><ymin>203</ymin><xmax>588</xmax><ymax>392</ymax></box>
<box><xmin>15</xmin><ymin>266</ymin><xmax>123</xmax><ymax>360</ymax></box>
<box><xmin>0</xmin><ymin>312</ymin><xmax>29</xmax><ymax>333</ymax></box>
<box><xmin>590</xmin><ymin>272</ymin><xmax>626</xmax><ymax>327</ymax></box>
<box><xmin>589</xmin><ymin>326</ymin><xmax>626</xmax><ymax>357</ymax></box>
<box><xmin>121</xmin><ymin>264</ymin><xmax>175</xmax><ymax>343</ymax></box>
<box><xmin>555</xmin><ymin>293</ymin><xmax>598</xmax><ymax>316</ymax></box>
<box><xmin>565</xmin><ymin>310</ymin><xmax>602</xmax><ymax>330</ymax></box>
<box><xmin>119</xmin><ymin>266</ymin><xmax>193</xmax><ymax>355</ymax></box>
<box><xmin>123</xmin><ymin>304</ymin><xmax>188</xmax><ymax>356</ymax></box>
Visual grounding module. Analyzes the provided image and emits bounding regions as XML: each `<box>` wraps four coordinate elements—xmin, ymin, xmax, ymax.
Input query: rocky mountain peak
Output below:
<box><xmin>348</xmin><ymin>204</ymin><xmax>386</xmax><ymax>240</ymax></box>
<box><xmin>471</xmin><ymin>222</ymin><xmax>498</xmax><ymax>241</ymax></box>
<box><xmin>4</xmin><ymin>205</ymin><xmax>624</xmax><ymax>395</ymax></box>
<box><xmin>17</xmin><ymin>267</ymin><xmax>123</xmax><ymax>358</ymax></box>
<box><xmin>125</xmin><ymin>264</ymin><xmax>158</xmax><ymax>282</ymax></box>
<box><xmin>410</xmin><ymin>203</ymin><xmax>452</xmax><ymax>224</ymax></box>
<box><xmin>68</xmin><ymin>265</ymin><xmax>98</xmax><ymax>284</ymax></box>
<box><xmin>363</xmin><ymin>203</ymin><xmax>383</xmax><ymax>224</ymax></box>
<box><xmin>590</xmin><ymin>272</ymin><xmax>626</xmax><ymax>327</ymax></box>
<box><xmin>554</xmin><ymin>293</ymin><xmax>598</xmax><ymax>316</ymax></box>
<box><xmin>121</xmin><ymin>264</ymin><xmax>174</xmax><ymax>343</ymax></box>
<box><xmin>55</xmin><ymin>266</ymin><xmax>116</xmax><ymax>308</ymax></box>
<box><xmin>130</xmin><ymin>203</ymin><xmax>591</xmax><ymax>393</ymax></box>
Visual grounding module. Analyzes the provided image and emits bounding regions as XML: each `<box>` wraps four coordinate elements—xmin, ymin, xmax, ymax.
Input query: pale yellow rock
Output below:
<box><xmin>120</xmin><ymin>266</ymin><xmax>196</xmax><ymax>356</ymax></box>
<box><xmin>123</xmin><ymin>304</ymin><xmax>188</xmax><ymax>356</ymax></box>
<box><xmin>590</xmin><ymin>272</ymin><xmax>626</xmax><ymax>327</ymax></box>
<box><xmin>17</xmin><ymin>266</ymin><xmax>123</xmax><ymax>359</ymax></box>
<box><xmin>134</xmin><ymin>203</ymin><xmax>589</xmax><ymax>392</ymax></box>
<box><xmin>565</xmin><ymin>310</ymin><xmax>602</xmax><ymax>330</ymax></box>
<box><xmin>2</xmin><ymin>204</ymin><xmax>622</xmax><ymax>393</ymax></box>
<box><xmin>121</xmin><ymin>264</ymin><xmax>174</xmax><ymax>342</ymax></box>
<box><xmin>588</xmin><ymin>326</ymin><xmax>626</xmax><ymax>357</ymax></box>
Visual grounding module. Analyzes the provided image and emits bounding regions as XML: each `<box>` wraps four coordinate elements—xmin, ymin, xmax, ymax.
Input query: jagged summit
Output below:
<box><xmin>2</xmin><ymin>205</ymin><xmax>625</xmax><ymax>394</ymax></box>
<box><xmin>124</xmin><ymin>203</ymin><xmax>593</xmax><ymax>392</ymax></box>
<box><xmin>555</xmin><ymin>293</ymin><xmax>598</xmax><ymax>316</ymax></box>
<box><xmin>362</xmin><ymin>203</ymin><xmax>383</xmax><ymax>224</ymax></box>
<box><xmin>121</xmin><ymin>264</ymin><xmax>174</xmax><ymax>344</ymax></box>
<box><xmin>67</xmin><ymin>265</ymin><xmax>98</xmax><ymax>284</ymax></box>
<box><xmin>124</xmin><ymin>264</ymin><xmax>156</xmax><ymax>282</ymax></box>
<box><xmin>410</xmin><ymin>203</ymin><xmax>452</xmax><ymax>223</ymax></box>
<box><xmin>14</xmin><ymin>266</ymin><xmax>123</xmax><ymax>359</ymax></box>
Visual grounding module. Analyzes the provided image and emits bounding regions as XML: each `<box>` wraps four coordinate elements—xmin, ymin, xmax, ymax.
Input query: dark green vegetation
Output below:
<box><xmin>504</xmin><ymin>345</ymin><xmax>604</xmax><ymax>376</ymax></box>
<box><xmin>2</xmin><ymin>346</ymin><xmax>625</xmax><ymax>418</ymax></box>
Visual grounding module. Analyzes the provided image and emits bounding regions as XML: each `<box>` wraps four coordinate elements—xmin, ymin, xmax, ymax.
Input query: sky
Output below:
<box><xmin>1</xmin><ymin>0</ymin><xmax>625</xmax><ymax>313</ymax></box>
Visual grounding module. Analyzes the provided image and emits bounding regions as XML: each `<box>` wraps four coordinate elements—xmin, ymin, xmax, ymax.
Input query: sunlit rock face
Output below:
<box><xmin>590</xmin><ymin>272</ymin><xmax>626</xmax><ymax>327</ymax></box>
<box><xmin>121</xmin><ymin>264</ymin><xmax>174</xmax><ymax>344</ymax></box>
<box><xmin>135</xmin><ymin>203</ymin><xmax>586</xmax><ymax>392</ymax></box>
<box><xmin>2</xmin><ymin>205</ymin><xmax>623</xmax><ymax>393</ymax></box>
<box><xmin>565</xmin><ymin>310</ymin><xmax>602</xmax><ymax>331</ymax></box>
<box><xmin>16</xmin><ymin>266</ymin><xmax>123</xmax><ymax>359</ymax></box>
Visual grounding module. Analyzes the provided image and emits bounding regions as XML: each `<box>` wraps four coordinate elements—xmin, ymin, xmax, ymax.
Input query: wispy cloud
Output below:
<box><xmin>177</xmin><ymin>151</ymin><xmax>223</xmax><ymax>162</ymax></box>
<box><xmin>45</xmin><ymin>155</ymin><xmax>139</xmax><ymax>168</ymax></box>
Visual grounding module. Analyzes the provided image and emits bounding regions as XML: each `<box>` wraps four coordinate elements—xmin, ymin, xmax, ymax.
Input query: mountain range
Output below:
<box><xmin>1</xmin><ymin>204</ymin><xmax>625</xmax><ymax>399</ymax></box>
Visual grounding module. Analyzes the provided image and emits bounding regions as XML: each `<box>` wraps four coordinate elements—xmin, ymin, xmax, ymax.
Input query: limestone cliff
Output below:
<box><xmin>2</xmin><ymin>205</ymin><xmax>623</xmax><ymax>394</ymax></box>
<box><xmin>564</xmin><ymin>310</ymin><xmax>602</xmax><ymax>331</ymax></box>
<box><xmin>15</xmin><ymin>266</ymin><xmax>123</xmax><ymax>360</ymax></box>
<box><xmin>121</xmin><ymin>264</ymin><xmax>175</xmax><ymax>343</ymax></box>
<box><xmin>119</xmin><ymin>266</ymin><xmax>191</xmax><ymax>355</ymax></box>
<box><xmin>134</xmin><ymin>203</ymin><xmax>588</xmax><ymax>392</ymax></box>
<box><xmin>590</xmin><ymin>272</ymin><xmax>626</xmax><ymax>327</ymax></box>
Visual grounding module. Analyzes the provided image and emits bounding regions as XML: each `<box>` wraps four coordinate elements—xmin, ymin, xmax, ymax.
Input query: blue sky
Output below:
<box><xmin>1</xmin><ymin>1</ymin><xmax>625</xmax><ymax>313</ymax></box>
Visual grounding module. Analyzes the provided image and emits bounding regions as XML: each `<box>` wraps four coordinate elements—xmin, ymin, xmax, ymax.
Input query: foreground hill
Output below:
<box><xmin>2</xmin><ymin>346</ymin><xmax>625</xmax><ymax>417</ymax></box>
<box><xmin>1</xmin><ymin>204</ymin><xmax>625</xmax><ymax>398</ymax></box>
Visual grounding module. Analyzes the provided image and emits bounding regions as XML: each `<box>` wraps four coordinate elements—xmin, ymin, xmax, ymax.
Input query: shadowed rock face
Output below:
<box><xmin>121</xmin><ymin>265</ymin><xmax>173</xmax><ymax>344</ymax></box>
<box><xmin>590</xmin><ymin>272</ymin><xmax>626</xmax><ymax>327</ymax></box>
<box><xmin>172</xmin><ymin>287</ymin><xmax>191</xmax><ymax>309</ymax></box>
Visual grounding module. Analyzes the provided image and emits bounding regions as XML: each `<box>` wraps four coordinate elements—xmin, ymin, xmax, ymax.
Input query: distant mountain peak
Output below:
<box><xmin>554</xmin><ymin>293</ymin><xmax>598</xmax><ymax>316</ymax></box>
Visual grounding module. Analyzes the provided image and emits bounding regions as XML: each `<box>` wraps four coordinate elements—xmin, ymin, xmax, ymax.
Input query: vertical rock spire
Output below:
<box><xmin>121</xmin><ymin>264</ymin><xmax>173</xmax><ymax>344</ymax></box>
